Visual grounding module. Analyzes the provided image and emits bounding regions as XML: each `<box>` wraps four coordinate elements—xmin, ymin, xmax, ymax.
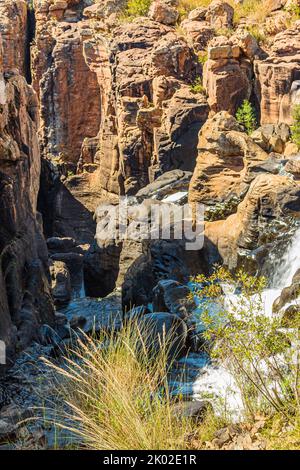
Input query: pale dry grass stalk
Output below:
<box><xmin>42</xmin><ymin>323</ymin><xmax>195</xmax><ymax>450</ymax></box>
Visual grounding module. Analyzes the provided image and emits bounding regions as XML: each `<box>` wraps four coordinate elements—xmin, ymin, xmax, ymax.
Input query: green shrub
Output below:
<box><xmin>291</xmin><ymin>105</ymin><xmax>300</xmax><ymax>149</ymax></box>
<box><xmin>190</xmin><ymin>267</ymin><xmax>300</xmax><ymax>421</ymax></box>
<box><xmin>246</xmin><ymin>25</ymin><xmax>266</xmax><ymax>45</ymax></box>
<box><xmin>286</xmin><ymin>2</ymin><xmax>300</xmax><ymax>19</ymax></box>
<box><xmin>197</xmin><ymin>51</ymin><xmax>208</xmax><ymax>65</ymax></box>
<box><xmin>190</xmin><ymin>77</ymin><xmax>206</xmax><ymax>95</ymax></box>
<box><xmin>236</xmin><ymin>99</ymin><xmax>257</xmax><ymax>135</ymax></box>
<box><xmin>126</xmin><ymin>0</ymin><xmax>152</xmax><ymax>17</ymax></box>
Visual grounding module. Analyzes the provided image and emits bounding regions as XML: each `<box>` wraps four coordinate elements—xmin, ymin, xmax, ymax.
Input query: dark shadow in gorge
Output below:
<box><xmin>25</xmin><ymin>3</ymin><xmax>36</xmax><ymax>84</ymax></box>
<box><xmin>121</xmin><ymin>236</ymin><xmax>222</xmax><ymax>314</ymax></box>
<box><xmin>37</xmin><ymin>160</ymin><xmax>121</xmax><ymax>299</ymax></box>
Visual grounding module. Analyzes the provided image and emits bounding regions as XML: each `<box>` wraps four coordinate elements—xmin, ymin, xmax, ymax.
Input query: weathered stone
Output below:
<box><xmin>204</xmin><ymin>173</ymin><xmax>300</xmax><ymax>270</ymax></box>
<box><xmin>32</xmin><ymin>24</ymin><xmax>102</xmax><ymax>163</ymax></box>
<box><xmin>189</xmin><ymin>112</ymin><xmax>268</xmax><ymax>209</ymax></box>
<box><xmin>149</xmin><ymin>0</ymin><xmax>179</xmax><ymax>25</ymax></box>
<box><xmin>255</xmin><ymin>22</ymin><xmax>300</xmax><ymax>125</ymax></box>
<box><xmin>205</xmin><ymin>1</ymin><xmax>234</xmax><ymax>30</ymax></box>
<box><xmin>204</xmin><ymin>37</ymin><xmax>252</xmax><ymax>115</ymax></box>
<box><xmin>273</xmin><ymin>269</ymin><xmax>300</xmax><ymax>313</ymax></box>
<box><xmin>251</xmin><ymin>123</ymin><xmax>291</xmax><ymax>153</ymax></box>
<box><xmin>180</xmin><ymin>19</ymin><xmax>215</xmax><ymax>52</ymax></box>
<box><xmin>152</xmin><ymin>279</ymin><xmax>196</xmax><ymax>318</ymax></box>
<box><xmin>0</xmin><ymin>38</ymin><xmax>54</xmax><ymax>365</ymax></box>
<box><xmin>284</xmin><ymin>142</ymin><xmax>299</xmax><ymax>157</ymax></box>
<box><xmin>50</xmin><ymin>261</ymin><xmax>71</xmax><ymax>306</ymax></box>
<box><xmin>136</xmin><ymin>169</ymin><xmax>191</xmax><ymax>201</ymax></box>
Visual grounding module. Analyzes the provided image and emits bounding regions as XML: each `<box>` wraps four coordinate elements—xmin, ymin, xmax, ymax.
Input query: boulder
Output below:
<box><xmin>189</xmin><ymin>112</ymin><xmax>268</xmax><ymax>210</ymax></box>
<box><xmin>254</xmin><ymin>22</ymin><xmax>300</xmax><ymax>125</ymax></box>
<box><xmin>284</xmin><ymin>159</ymin><xmax>300</xmax><ymax>180</ymax></box>
<box><xmin>47</xmin><ymin>237</ymin><xmax>76</xmax><ymax>253</ymax></box>
<box><xmin>205</xmin><ymin>1</ymin><xmax>234</xmax><ymax>30</ymax></box>
<box><xmin>152</xmin><ymin>280</ymin><xmax>196</xmax><ymax>318</ymax></box>
<box><xmin>50</xmin><ymin>252</ymin><xmax>84</xmax><ymax>274</ymax></box>
<box><xmin>149</xmin><ymin>0</ymin><xmax>179</xmax><ymax>25</ymax></box>
<box><xmin>50</xmin><ymin>261</ymin><xmax>72</xmax><ymax>306</ymax></box>
<box><xmin>204</xmin><ymin>37</ymin><xmax>252</xmax><ymax>115</ymax></box>
<box><xmin>122</xmin><ymin>237</ymin><xmax>202</xmax><ymax>312</ymax></box>
<box><xmin>136</xmin><ymin>169</ymin><xmax>192</xmax><ymax>201</ymax></box>
<box><xmin>180</xmin><ymin>19</ymin><xmax>215</xmax><ymax>52</ymax></box>
<box><xmin>251</xmin><ymin>123</ymin><xmax>291</xmax><ymax>153</ymax></box>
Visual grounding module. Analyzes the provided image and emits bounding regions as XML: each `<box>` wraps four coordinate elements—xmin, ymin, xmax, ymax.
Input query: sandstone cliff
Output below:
<box><xmin>0</xmin><ymin>14</ymin><xmax>54</xmax><ymax>366</ymax></box>
<box><xmin>1</xmin><ymin>0</ymin><xmax>300</xmax><ymax>363</ymax></box>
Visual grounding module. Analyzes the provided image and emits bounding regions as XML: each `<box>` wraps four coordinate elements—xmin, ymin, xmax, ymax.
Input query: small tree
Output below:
<box><xmin>236</xmin><ymin>100</ymin><xmax>257</xmax><ymax>135</ymax></box>
<box><xmin>291</xmin><ymin>104</ymin><xmax>300</xmax><ymax>149</ymax></box>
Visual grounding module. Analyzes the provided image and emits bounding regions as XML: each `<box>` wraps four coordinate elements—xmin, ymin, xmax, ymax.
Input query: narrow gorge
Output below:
<box><xmin>1</xmin><ymin>0</ymin><xmax>300</xmax><ymax>451</ymax></box>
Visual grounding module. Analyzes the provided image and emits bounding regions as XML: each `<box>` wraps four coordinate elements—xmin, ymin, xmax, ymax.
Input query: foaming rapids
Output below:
<box><xmin>191</xmin><ymin>227</ymin><xmax>300</xmax><ymax>421</ymax></box>
<box><xmin>271</xmin><ymin>226</ymin><xmax>300</xmax><ymax>289</ymax></box>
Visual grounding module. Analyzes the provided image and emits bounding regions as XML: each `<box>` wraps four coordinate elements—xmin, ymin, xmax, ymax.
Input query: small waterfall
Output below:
<box><xmin>271</xmin><ymin>226</ymin><xmax>300</xmax><ymax>289</ymax></box>
<box><xmin>260</xmin><ymin>226</ymin><xmax>300</xmax><ymax>317</ymax></box>
<box><xmin>191</xmin><ymin>226</ymin><xmax>300</xmax><ymax>420</ymax></box>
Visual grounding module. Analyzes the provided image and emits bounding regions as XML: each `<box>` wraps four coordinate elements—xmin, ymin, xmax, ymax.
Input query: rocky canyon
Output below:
<box><xmin>1</xmin><ymin>0</ymin><xmax>300</xmax><ymax>451</ymax></box>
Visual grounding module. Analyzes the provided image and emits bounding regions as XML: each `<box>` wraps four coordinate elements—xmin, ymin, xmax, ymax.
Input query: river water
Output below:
<box><xmin>173</xmin><ymin>227</ymin><xmax>300</xmax><ymax>421</ymax></box>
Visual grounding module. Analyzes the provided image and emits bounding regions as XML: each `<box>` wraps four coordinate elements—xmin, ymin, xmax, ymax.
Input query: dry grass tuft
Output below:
<box><xmin>42</xmin><ymin>323</ymin><xmax>199</xmax><ymax>450</ymax></box>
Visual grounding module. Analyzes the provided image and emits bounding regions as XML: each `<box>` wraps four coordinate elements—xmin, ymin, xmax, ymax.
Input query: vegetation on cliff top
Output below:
<box><xmin>291</xmin><ymin>105</ymin><xmax>300</xmax><ymax>150</ymax></box>
<box><xmin>125</xmin><ymin>0</ymin><xmax>152</xmax><ymax>17</ymax></box>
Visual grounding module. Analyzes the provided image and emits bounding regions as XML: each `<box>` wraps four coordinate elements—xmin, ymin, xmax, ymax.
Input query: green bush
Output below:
<box><xmin>236</xmin><ymin>99</ymin><xmax>257</xmax><ymax>135</ymax></box>
<box><xmin>291</xmin><ymin>105</ymin><xmax>300</xmax><ymax>149</ymax></box>
<box><xmin>197</xmin><ymin>51</ymin><xmax>208</xmax><ymax>66</ymax></box>
<box><xmin>190</xmin><ymin>267</ymin><xmax>300</xmax><ymax>421</ymax></box>
<box><xmin>190</xmin><ymin>77</ymin><xmax>206</xmax><ymax>95</ymax></box>
<box><xmin>126</xmin><ymin>0</ymin><xmax>152</xmax><ymax>17</ymax></box>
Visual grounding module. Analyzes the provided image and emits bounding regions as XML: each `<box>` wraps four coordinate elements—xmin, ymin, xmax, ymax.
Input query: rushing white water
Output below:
<box><xmin>271</xmin><ymin>226</ymin><xmax>300</xmax><ymax>289</ymax></box>
<box><xmin>190</xmin><ymin>226</ymin><xmax>300</xmax><ymax>421</ymax></box>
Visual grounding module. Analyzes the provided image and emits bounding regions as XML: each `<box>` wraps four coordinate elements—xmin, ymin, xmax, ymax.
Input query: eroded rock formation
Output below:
<box><xmin>255</xmin><ymin>21</ymin><xmax>300</xmax><ymax>125</ymax></box>
<box><xmin>0</xmin><ymin>26</ymin><xmax>54</xmax><ymax>366</ymax></box>
<box><xmin>1</xmin><ymin>0</ymin><xmax>300</xmax><ymax>374</ymax></box>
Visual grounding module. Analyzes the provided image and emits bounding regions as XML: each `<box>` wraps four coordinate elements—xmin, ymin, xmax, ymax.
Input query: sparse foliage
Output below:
<box><xmin>197</xmin><ymin>51</ymin><xmax>208</xmax><ymax>65</ymax></box>
<box><xmin>190</xmin><ymin>77</ymin><xmax>206</xmax><ymax>95</ymax></box>
<box><xmin>190</xmin><ymin>267</ymin><xmax>300</xmax><ymax>421</ymax></box>
<box><xmin>236</xmin><ymin>100</ymin><xmax>257</xmax><ymax>135</ymax></box>
<box><xmin>291</xmin><ymin>105</ymin><xmax>300</xmax><ymax>149</ymax></box>
<box><xmin>125</xmin><ymin>0</ymin><xmax>152</xmax><ymax>17</ymax></box>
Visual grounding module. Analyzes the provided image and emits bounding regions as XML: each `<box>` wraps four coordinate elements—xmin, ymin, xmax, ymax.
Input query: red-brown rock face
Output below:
<box><xmin>32</xmin><ymin>3</ymin><xmax>102</xmax><ymax>163</ymax></box>
<box><xmin>0</xmin><ymin>0</ymin><xmax>28</xmax><ymax>76</ymax></box>
<box><xmin>84</xmin><ymin>17</ymin><xmax>207</xmax><ymax>197</ymax></box>
<box><xmin>189</xmin><ymin>112</ymin><xmax>268</xmax><ymax>207</ymax></box>
<box><xmin>0</xmin><ymin>27</ymin><xmax>54</xmax><ymax>365</ymax></box>
<box><xmin>204</xmin><ymin>36</ymin><xmax>253</xmax><ymax>115</ymax></box>
<box><xmin>255</xmin><ymin>21</ymin><xmax>300</xmax><ymax>125</ymax></box>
